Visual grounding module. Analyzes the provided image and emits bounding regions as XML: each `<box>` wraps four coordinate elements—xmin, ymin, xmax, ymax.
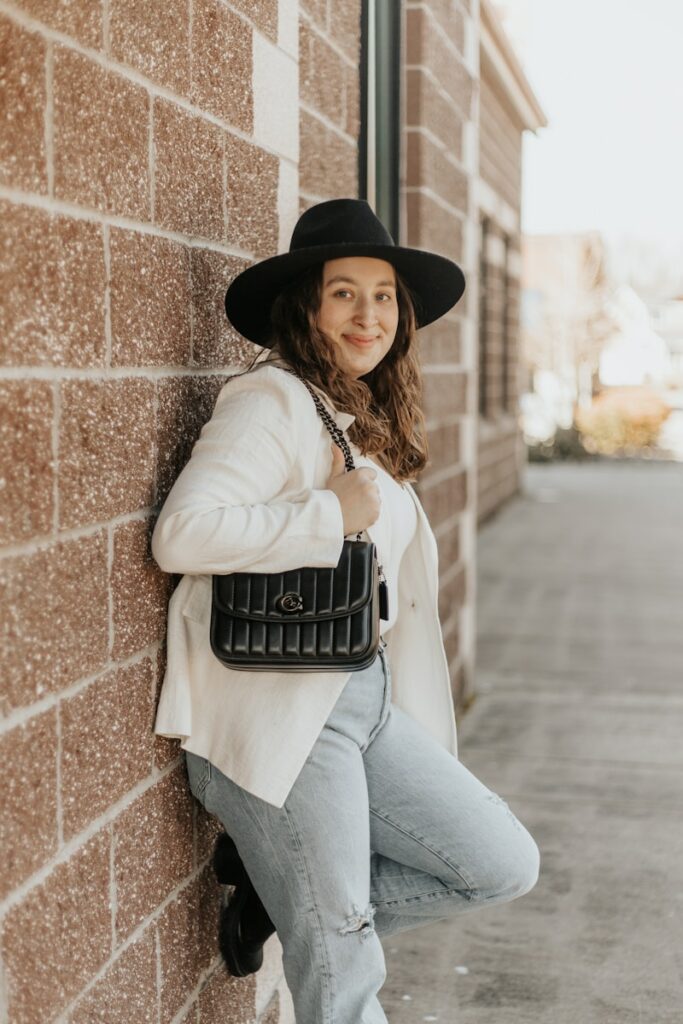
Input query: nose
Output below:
<box><xmin>352</xmin><ymin>293</ymin><xmax>379</xmax><ymax>328</ymax></box>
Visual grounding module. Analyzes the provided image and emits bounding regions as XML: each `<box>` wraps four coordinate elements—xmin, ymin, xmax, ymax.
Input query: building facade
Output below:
<box><xmin>0</xmin><ymin>1</ymin><xmax>542</xmax><ymax>1020</ymax></box>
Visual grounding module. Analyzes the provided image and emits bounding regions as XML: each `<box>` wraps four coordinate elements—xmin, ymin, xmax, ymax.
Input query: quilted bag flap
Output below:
<box><xmin>212</xmin><ymin>540</ymin><xmax>376</xmax><ymax>622</ymax></box>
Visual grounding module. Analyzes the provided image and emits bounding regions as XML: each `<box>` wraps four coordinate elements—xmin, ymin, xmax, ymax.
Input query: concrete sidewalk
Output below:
<box><xmin>381</xmin><ymin>460</ymin><xmax>683</xmax><ymax>1024</ymax></box>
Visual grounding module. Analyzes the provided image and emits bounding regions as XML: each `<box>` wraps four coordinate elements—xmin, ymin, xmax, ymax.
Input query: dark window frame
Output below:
<box><xmin>359</xmin><ymin>0</ymin><xmax>401</xmax><ymax>242</ymax></box>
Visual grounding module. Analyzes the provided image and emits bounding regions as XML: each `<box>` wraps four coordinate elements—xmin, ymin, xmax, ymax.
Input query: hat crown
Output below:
<box><xmin>290</xmin><ymin>198</ymin><xmax>395</xmax><ymax>253</ymax></box>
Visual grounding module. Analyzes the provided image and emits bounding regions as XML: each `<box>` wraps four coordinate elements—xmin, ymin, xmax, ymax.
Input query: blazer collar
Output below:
<box><xmin>303</xmin><ymin>379</ymin><xmax>356</xmax><ymax>431</ymax></box>
<box><xmin>259</xmin><ymin>354</ymin><xmax>357</xmax><ymax>430</ymax></box>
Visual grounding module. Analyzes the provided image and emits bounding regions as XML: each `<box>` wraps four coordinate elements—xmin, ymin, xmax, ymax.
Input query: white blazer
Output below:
<box><xmin>152</xmin><ymin>361</ymin><xmax>459</xmax><ymax>808</ymax></box>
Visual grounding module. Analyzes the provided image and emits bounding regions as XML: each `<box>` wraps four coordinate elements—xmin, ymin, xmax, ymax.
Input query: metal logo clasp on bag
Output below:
<box><xmin>276</xmin><ymin>592</ymin><xmax>304</xmax><ymax>613</ymax></box>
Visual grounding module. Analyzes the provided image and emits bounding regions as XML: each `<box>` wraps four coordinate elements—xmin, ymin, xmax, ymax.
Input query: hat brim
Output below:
<box><xmin>224</xmin><ymin>242</ymin><xmax>466</xmax><ymax>347</ymax></box>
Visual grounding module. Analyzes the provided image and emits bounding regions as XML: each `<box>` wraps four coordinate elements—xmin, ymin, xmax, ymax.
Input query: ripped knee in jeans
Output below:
<box><xmin>338</xmin><ymin>901</ymin><xmax>377</xmax><ymax>941</ymax></box>
<box><xmin>485</xmin><ymin>789</ymin><xmax>525</xmax><ymax>831</ymax></box>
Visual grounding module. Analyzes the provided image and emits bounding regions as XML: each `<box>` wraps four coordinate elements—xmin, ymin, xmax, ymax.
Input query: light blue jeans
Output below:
<box><xmin>186</xmin><ymin>645</ymin><xmax>539</xmax><ymax>1024</ymax></box>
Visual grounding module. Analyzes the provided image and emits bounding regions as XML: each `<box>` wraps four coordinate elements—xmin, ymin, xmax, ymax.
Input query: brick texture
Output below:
<box><xmin>58</xmin><ymin>378</ymin><xmax>156</xmax><ymax>529</ymax></box>
<box><xmin>0</xmin><ymin>708</ymin><xmax>58</xmax><ymax>899</ymax></box>
<box><xmin>300</xmin><ymin>109</ymin><xmax>357</xmax><ymax>197</ymax></box>
<box><xmin>0</xmin><ymin>0</ymin><xmax>323</xmax><ymax>1017</ymax></box>
<box><xmin>0</xmin><ymin>201</ymin><xmax>106</xmax><ymax>367</ymax></box>
<box><xmin>1</xmin><ymin>829</ymin><xmax>112</xmax><ymax>1023</ymax></box>
<box><xmin>0</xmin><ymin>380</ymin><xmax>54</xmax><ymax>545</ymax></box>
<box><xmin>109</xmin><ymin>228</ymin><xmax>192</xmax><ymax>367</ymax></box>
<box><xmin>229</xmin><ymin>0</ymin><xmax>278</xmax><ymax>43</ymax></box>
<box><xmin>1</xmin><ymin>532</ymin><xmax>109</xmax><ymax>714</ymax></box>
<box><xmin>477</xmin><ymin>52</ymin><xmax>525</xmax><ymax>525</ymax></box>
<box><xmin>0</xmin><ymin>16</ymin><xmax>47</xmax><ymax>192</ymax></box>
<box><xmin>113</xmin><ymin>767</ymin><xmax>194</xmax><ymax>941</ymax></box>
<box><xmin>191</xmin><ymin>0</ymin><xmax>253</xmax><ymax>131</ymax></box>
<box><xmin>60</xmin><ymin>658</ymin><xmax>157</xmax><ymax>839</ymax></box>
<box><xmin>53</xmin><ymin>46</ymin><xmax>150</xmax><ymax>218</ymax></box>
<box><xmin>0</xmin><ymin>0</ymin><xmax>510</xmax><ymax>1018</ymax></box>
<box><xmin>67</xmin><ymin>926</ymin><xmax>158</xmax><ymax>1024</ymax></box>
<box><xmin>19</xmin><ymin>0</ymin><xmax>103</xmax><ymax>47</ymax></box>
<box><xmin>111</xmin><ymin>517</ymin><xmax>171</xmax><ymax>659</ymax></box>
<box><xmin>225</xmin><ymin>133</ymin><xmax>279</xmax><ymax>256</ymax></box>
<box><xmin>154</xmin><ymin>98</ymin><xmax>225</xmax><ymax>241</ymax></box>
<box><xmin>109</xmin><ymin>0</ymin><xmax>191</xmax><ymax>95</ymax></box>
<box><xmin>157</xmin><ymin>868</ymin><xmax>224</xmax><ymax>1024</ymax></box>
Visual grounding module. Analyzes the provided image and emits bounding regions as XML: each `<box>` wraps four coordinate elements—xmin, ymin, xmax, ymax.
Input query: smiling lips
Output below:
<box><xmin>344</xmin><ymin>334</ymin><xmax>378</xmax><ymax>346</ymax></box>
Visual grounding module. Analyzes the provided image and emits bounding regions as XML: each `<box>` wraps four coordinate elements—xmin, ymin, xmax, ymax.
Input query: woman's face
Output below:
<box><xmin>316</xmin><ymin>256</ymin><xmax>399</xmax><ymax>379</ymax></box>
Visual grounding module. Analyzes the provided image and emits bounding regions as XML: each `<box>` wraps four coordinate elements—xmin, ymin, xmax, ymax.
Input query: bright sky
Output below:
<box><xmin>496</xmin><ymin>0</ymin><xmax>683</xmax><ymax>248</ymax></box>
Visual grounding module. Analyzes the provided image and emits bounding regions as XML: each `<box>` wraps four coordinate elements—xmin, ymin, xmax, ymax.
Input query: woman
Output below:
<box><xmin>152</xmin><ymin>198</ymin><xmax>539</xmax><ymax>1023</ymax></box>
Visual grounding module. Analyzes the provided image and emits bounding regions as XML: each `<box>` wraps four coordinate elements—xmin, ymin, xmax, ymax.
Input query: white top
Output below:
<box><xmin>151</xmin><ymin>364</ymin><xmax>458</xmax><ymax>807</ymax></box>
<box><xmin>349</xmin><ymin>445</ymin><xmax>418</xmax><ymax>635</ymax></box>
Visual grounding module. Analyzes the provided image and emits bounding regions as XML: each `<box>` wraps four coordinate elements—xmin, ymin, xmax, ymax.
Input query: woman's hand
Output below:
<box><xmin>326</xmin><ymin>442</ymin><xmax>381</xmax><ymax>537</ymax></box>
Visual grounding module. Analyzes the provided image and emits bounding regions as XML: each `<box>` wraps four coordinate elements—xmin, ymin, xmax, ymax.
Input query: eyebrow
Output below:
<box><xmin>325</xmin><ymin>274</ymin><xmax>396</xmax><ymax>288</ymax></box>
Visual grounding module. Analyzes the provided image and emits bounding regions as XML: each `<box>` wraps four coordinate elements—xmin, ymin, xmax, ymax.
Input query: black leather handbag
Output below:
<box><xmin>210</xmin><ymin>367</ymin><xmax>389</xmax><ymax>672</ymax></box>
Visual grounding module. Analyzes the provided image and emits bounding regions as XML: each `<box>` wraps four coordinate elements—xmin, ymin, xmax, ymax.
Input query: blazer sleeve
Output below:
<box><xmin>151</xmin><ymin>369</ymin><xmax>345</xmax><ymax>575</ymax></box>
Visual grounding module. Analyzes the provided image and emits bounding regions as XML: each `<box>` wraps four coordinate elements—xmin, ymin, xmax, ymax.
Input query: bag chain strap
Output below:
<box><xmin>280</xmin><ymin>367</ymin><xmax>388</xmax><ymax>604</ymax></box>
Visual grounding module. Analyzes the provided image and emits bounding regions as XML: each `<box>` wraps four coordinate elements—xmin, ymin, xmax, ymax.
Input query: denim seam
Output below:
<box><xmin>369</xmin><ymin>807</ymin><xmax>476</xmax><ymax>892</ymax></box>
<box><xmin>374</xmin><ymin>884</ymin><xmax>475</xmax><ymax>909</ymax></box>
<box><xmin>361</xmin><ymin>691</ymin><xmax>391</xmax><ymax>753</ymax></box>
<box><xmin>282</xmin><ymin>803</ymin><xmax>335</xmax><ymax>1024</ymax></box>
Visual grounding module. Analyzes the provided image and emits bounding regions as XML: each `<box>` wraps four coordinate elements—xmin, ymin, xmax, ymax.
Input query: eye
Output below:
<box><xmin>377</xmin><ymin>292</ymin><xmax>394</xmax><ymax>301</ymax></box>
<box><xmin>333</xmin><ymin>289</ymin><xmax>352</xmax><ymax>298</ymax></box>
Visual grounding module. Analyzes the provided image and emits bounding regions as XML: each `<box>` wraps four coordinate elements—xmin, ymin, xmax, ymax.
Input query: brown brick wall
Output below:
<box><xmin>404</xmin><ymin>0</ymin><xmax>474</xmax><ymax>706</ymax></box>
<box><xmin>0</xmin><ymin>0</ymin><xmax>525</xmax><ymax>1014</ymax></box>
<box><xmin>298</xmin><ymin>0</ymin><xmax>360</xmax><ymax>211</ymax></box>
<box><xmin>0</xmin><ymin>2</ymin><xmax>334</xmax><ymax>1021</ymax></box>
<box><xmin>476</xmin><ymin>68</ymin><xmax>525</xmax><ymax>525</ymax></box>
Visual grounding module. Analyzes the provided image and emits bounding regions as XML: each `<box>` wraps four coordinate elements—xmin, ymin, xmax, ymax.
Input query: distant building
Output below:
<box><xmin>520</xmin><ymin>232</ymin><xmax>613</xmax><ymax>437</ymax></box>
<box><xmin>650</xmin><ymin>297</ymin><xmax>683</xmax><ymax>385</ymax></box>
<box><xmin>599</xmin><ymin>286</ymin><xmax>672</xmax><ymax>388</ymax></box>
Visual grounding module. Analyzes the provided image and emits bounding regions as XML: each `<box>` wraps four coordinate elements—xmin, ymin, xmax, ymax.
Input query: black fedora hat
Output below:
<box><xmin>224</xmin><ymin>197</ymin><xmax>466</xmax><ymax>347</ymax></box>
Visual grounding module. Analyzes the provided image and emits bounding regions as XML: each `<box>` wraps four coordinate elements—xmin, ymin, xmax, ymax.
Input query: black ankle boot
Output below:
<box><xmin>213</xmin><ymin>833</ymin><xmax>277</xmax><ymax>977</ymax></box>
<box><xmin>212</xmin><ymin>831</ymin><xmax>243</xmax><ymax>885</ymax></box>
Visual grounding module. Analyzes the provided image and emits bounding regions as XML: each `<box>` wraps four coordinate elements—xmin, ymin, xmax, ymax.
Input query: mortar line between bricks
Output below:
<box><xmin>0</xmin><ymin>366</ymin><xmax>237</xmax><ymax>383</ymax></box>
<box><xmin>299</xmin><ymin>99</ymin><xmax>357</xmax><ymax>146</ymax></box>
<box><xmin>55</xmin><ymin>867</ymin><xmax>221</xmax><ymax>1024</ymax></box>
<box><xmin>0</xmin><ymin>0</ymin><xmax>300</xmax><ymax>162</ymax></box>
<box><xmin>406</xmin><ymin>2</ymin><xmax>467</xmax><ymax>63</ymax></box>
<box><xmin>0</xmin><ymin>505</ymin><xmax>152</xmax><ymax>562</ymax></box>
<box><xmin>298</xmin><ymin>6</ymin><xmax>362</xmax><ymax>69</ymax></box>
<box><xmin>405</xmin><ymin>122</ymin><xmax>463</xmax><ymax>158</ymax></box>
<box><xmin>0</xmin><ymin>643</ymin><xmax>159</xmax><ymax>737</ymax></box>
<box><xmin>403</xmin><ymin>183</ymin><xmax>468</xmax><ymax>218</ymax></box>
<box><xmin>0</xmin><ymin>755</ymin><xmax>185</xmax><ymax>919</ymax></box>
<box><xmin>166</xmin><ymin>956</ymin><xmax>225</xmax><ymax>1024</ymax></box>
<box><xmin>404</xmin><ymin>61</ymin><xmax>471</xmax><ymax>114</ymax></box>
<box><xmin>0</xmin><ymin>184</ymin><xmax>263</xmax><ymax>255</ymax></box>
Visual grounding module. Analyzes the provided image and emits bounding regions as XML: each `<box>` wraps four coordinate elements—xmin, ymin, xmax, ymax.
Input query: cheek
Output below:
<box><xmin>317</xmin><ymin>300</ymin><xmax>338</xmax><ymax>334</ymax></box>
<box><xmin>385</xmin><ymin>310</ymin><xmax>399</xmax><ymax>338</ymax></box>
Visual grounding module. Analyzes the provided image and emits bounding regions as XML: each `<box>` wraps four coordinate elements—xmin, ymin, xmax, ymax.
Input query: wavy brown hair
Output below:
<box><xmin>238</xmin><ymin>261</ymin><xmax>429</xmax><ymax>483</ymax></box>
